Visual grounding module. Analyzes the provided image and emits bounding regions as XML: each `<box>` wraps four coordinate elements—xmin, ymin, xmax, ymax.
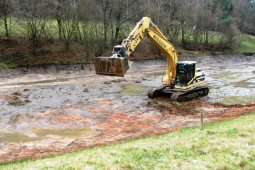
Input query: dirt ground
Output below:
<box><xmin>0</xmin><ymin>55</ymin><xmax>255</xmax><ymax>163</ymax></box>
<box><xmin>0</xmin><ymin>37</ymin><xmax>93</xmax><ymax>68</ymax></box>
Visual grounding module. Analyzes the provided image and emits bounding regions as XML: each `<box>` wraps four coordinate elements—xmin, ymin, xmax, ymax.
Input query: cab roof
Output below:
<box><xmin>178</xmin><ymin>61</ymin><xmax>197</xmax><ymax>64</ymax></box>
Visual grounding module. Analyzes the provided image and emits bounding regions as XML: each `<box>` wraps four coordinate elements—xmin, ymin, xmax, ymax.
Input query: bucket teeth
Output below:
<box><xmin>94</xmin><ymin>56</ymin><xmax>129</xmax><ymax>77</ymax></box>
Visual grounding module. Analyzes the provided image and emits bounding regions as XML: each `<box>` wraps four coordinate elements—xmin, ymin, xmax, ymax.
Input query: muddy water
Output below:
<box><xmin>0</xmin><ymin>128</ymin><xmax>99</xmax><ymax>143</ymax></box>
<box><xmin>0</xmin><ymin>132</ymin><xmax>38</xmax><ymax>143</ymax></box>
<box><xmin>0</xmin><ymin>55</ymin><xmax>255</xmax><ymax>162</ymax></box>
<box><xmin>32</xmin><ymin>128</ymin><xmax>99</xmax><ymax>138</ymax></box>
<box><xmin>200</xmin><ymin>55</ymin><xmax>255</xmax><ymax>105</ymax></box>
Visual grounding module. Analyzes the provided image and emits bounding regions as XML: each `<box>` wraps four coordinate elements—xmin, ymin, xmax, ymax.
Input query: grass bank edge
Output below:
<box><xmin>0</xmin><ymin>111</ymin><xmax>254</xmax><ymax>168</ymax></box>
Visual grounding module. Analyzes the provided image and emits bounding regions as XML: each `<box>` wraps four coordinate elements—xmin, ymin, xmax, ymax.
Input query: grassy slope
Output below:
<box><xmin>179</xmin><ymin>34</ymin><xmax>255</xmax><ymax>56</ymax></box>
<box><xmin>235</xmin><ymin>34</ymin><xmax>255</xmax><ymax>53</ymax></box>
<box><xmin>1</xmin><ymin>113</ymin><xmax>255</xmax><ymax>170</ymax></box>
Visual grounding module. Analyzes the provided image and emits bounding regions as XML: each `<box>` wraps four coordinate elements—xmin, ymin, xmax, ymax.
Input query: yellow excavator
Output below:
<box><xmin>94</xmin><ymin>17</ymin><xmax>209</xmax><ymax>101</ymax></box>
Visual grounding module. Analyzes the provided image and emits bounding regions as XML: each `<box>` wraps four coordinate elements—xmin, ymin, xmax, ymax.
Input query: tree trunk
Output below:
<box><xmin>157</xmin><ymin>1</ymin><xmax>160</xmax><ymax>25</ymax></box>
<box><xmin>194</xmin><ymin>29</ymin><xmax>199</xmax><ymax>45</ymax></box>
<box><xmin>75</xmin><ymin>21</ymin><xmax>82</xmax><ymax>41</ymax></box>
<box><xmin>103</xmin><ymin>17</ymin><xmax>107</xmax><ymax>43</ymax></box>
<box><xmin>115</xmin><ymin>15</ymin><xmax>121</xmax><ymax>41</ymax></box>
<box><xmin>110</xmin><ymin>22</ymin><xmax>114</xmax><ymax>43</ymax></box>
<box><xmin>181</xmin><ymin>27</ymin><xmax>185</xmax><ymax>46</ymax></box>
<box><xmin>205</xmin><ymin>31</ymin><xmax>209</xmax><ymax>46</ymax></box>
<box><xmin>103</xmin><ymin>4</ymin><xmax>108</xmax><ymax>44</ymax></box>
<box><xmin>3</xmin><ymin>16</ymin><xmax>9</xmax><ymax>37</ymax></box>
<box><xmin>115</xmin><ymin>26</ymin><xmax>120</xmax><ymax>42</ymax></box>
<box><xmin>57</xmin><ymin>19</ymin><xmax>63</xmax><ymax>40</ymax></box>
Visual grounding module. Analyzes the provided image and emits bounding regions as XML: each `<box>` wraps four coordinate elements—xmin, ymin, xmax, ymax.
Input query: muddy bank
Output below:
<box><xmin>0</xmin><ymin>55</ymin><xmax>255</xmax><ymax>163</ymax></box>
<box><xmin>0</xmin><ymin>100</ymin><xmax>255</xmax><ymax>163</ymax></box>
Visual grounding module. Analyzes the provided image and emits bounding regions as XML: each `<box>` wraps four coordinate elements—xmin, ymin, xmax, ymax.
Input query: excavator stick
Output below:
<box><xmin>94</xmin><ymin>56</ymin><xmax>129</xmax><ymax>77</ymax></box>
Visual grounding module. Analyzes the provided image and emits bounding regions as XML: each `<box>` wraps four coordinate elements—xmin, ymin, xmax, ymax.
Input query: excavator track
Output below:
<box><xmin>148</xmin><ymin>86</ymin><xmax>209</xmax><ymax>102</ymax></box>
<box><xmin>170</xmin><ymin>86</ymin><xmax>209</xmax><ymax>102</ymax></box>
<box><xmin>148</xmin><ymin>85</ymin><xmax>165</xmax><ymax>98</ymax></box>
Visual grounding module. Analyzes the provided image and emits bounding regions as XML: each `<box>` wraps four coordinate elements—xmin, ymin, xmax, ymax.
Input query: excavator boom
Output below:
<box><xmin>94</xmin><ymin>17</ymin><xmax>178</xmax><ymax>84</ymax></box>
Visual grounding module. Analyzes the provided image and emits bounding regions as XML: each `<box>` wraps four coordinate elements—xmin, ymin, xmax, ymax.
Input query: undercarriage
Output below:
<box><xmin>148</xmin><ymin>85</ymin><xmax>209</xmax><ymax>102</ymax></box>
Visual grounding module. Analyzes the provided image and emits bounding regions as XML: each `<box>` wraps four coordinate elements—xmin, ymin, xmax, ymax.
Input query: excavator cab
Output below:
<box><xmin>175</xmin><ymin>61</ymin><xmax>205</xmax><ymax>87</ymax></box>
<box><xmin>112</xmin><ymin>45</ymin><xmax>128</xmax><ymax>58</ymax></box>
<box><xmin>175</xmin><ymin>61</ymin><xmax>196</xmax><ymax>86</ymax></box>
<box><xmin>94</xmin><ymin>45</ymin><xmax>129</xmax><ymax>77</ymax></box>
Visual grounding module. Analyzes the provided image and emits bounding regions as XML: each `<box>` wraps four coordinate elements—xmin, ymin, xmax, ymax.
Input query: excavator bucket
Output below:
<box><xmin>94</xmin><ymin>56</ymin><xmax>129</xmax><ymax>77</ymax></box>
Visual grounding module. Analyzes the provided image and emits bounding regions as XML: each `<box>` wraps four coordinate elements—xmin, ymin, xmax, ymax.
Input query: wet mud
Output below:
<box><xmin>0</xmin><ymin>55</ymin><xmax>255</xmax><ymax>163</ymax></box>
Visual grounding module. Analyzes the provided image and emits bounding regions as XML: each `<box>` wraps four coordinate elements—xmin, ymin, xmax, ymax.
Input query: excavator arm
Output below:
<box><xmin>121</xmin><ymin>17</ymin><xmax>178</xmax><ymax>86</ymax></box>
<box><xmin>95</xmin><ymin>17</ymin><xmax>178</xmax><ymax>86</ymax></box>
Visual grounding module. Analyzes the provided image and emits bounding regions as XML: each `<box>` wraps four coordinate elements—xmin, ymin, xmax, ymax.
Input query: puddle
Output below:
<box><xmin>122</xmin><ymin>84</ymin><xmax>148</xmax><ymax>96</ymax></box>
<box><xmin>211</xmin><ymin>71</ymin><xmax>235</xmax><ymax>79</ymax></box>
<box><xmin>0</xmin><ymin>128</ymin><xmax>99</xmax><ymax>143</ymax></box>
<box><xmin>18</xmin><ymin>78</ymin><xmax>69</xmax><ymax>85</ymax></box>
<box><xmin>0</xmin><ymin>132</ymin><xmax>39</xmax><ymax>143</ymax></box>
<box><xmin>233</xmin><ymin>78</ymin><xmax>255</xmax><ymax>88</ymax></box>
<box><xmin>0</xmin><ymin>76</ymin><xmax>86</xmax><ymax>87</ymax></box>
<box><xmin>144</xmin><ymin>71</ymin><xmax>164</xmax><ymax>77</ymax></box>
<box><xmin>232</xmin><ymin>75</ymin><xmax>254</xmax><ymax>82</ymax></box>
<box><xmin>32</xmin><ymin>128</ymin><xmax>99</xmax><ymax>138</ymax></box>
<box><xmin>221</xmin><ymin>95</ymin><xmax>255</xmax><ymax>105</ymax></box>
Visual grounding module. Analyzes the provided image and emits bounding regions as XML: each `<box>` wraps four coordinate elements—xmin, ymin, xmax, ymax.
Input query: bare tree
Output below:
<box><xmin>97</xmin><ymin>0</ymin><xmax>113</xmax><ymax>44</ymax></box>
<box><xmin>156</xmin><ymin>0</ymin><xmax>163</xmax><ymax>25</ymax></box>
<box><xmin>53</xmin><ymin>0</ymin><xmax>79</xmax><ymax>49</ymax></box>
<box><xmin>22</xmin><ymin>0</ymin><xmax>50</xmax><ymax>53</ymax></box>
<box><xmin>55</xmin><ymin>0</ymin><xmax>64</xmax><ymax>40</ymax></box>
<box><xmin>0</xmin><ymin>0</ymin><xmax>16</xmax><ymax>37</ymax></box>
<box><xmin>1</xmin><ymin>0</ymin><xmax>252</xmax><ymax>59</ymax></box>
<box><xmin>110</xmin><ymin>0</ymin><xmax>139</xmax><ymax>42</ymax></box>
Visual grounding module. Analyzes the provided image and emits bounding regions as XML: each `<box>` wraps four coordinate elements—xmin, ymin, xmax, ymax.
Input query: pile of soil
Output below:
<box><xmin>0</xmin><ymin>92</ymin><xmax>30</xmax><ymax>106</ymax></box>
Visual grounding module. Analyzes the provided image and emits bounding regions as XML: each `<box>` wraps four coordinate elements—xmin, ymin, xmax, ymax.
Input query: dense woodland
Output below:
<box><xmin>0</xmin><ymin>0</ymin><xmax>255</xmax><ymax>60</ymax></box>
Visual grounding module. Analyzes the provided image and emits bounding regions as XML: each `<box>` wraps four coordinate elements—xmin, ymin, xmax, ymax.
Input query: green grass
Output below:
<box><xmin>234</xmin><ymin>34</ymin><xmax>255</xmax><ymax>53</ymax></box>
<box><xmin>0</xmin><ymin>62</ymin><xmax>16</xmax><ymax>69</ymax></box>
<box><xmin>1</xmin><ymin>113</ymin><xmax>255</xmax><ymax>170</ymax></box>
<box><xmin>0</xmin><ymin>18</ymin><xmax>110</xmax><ymax>38</ymax></box>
